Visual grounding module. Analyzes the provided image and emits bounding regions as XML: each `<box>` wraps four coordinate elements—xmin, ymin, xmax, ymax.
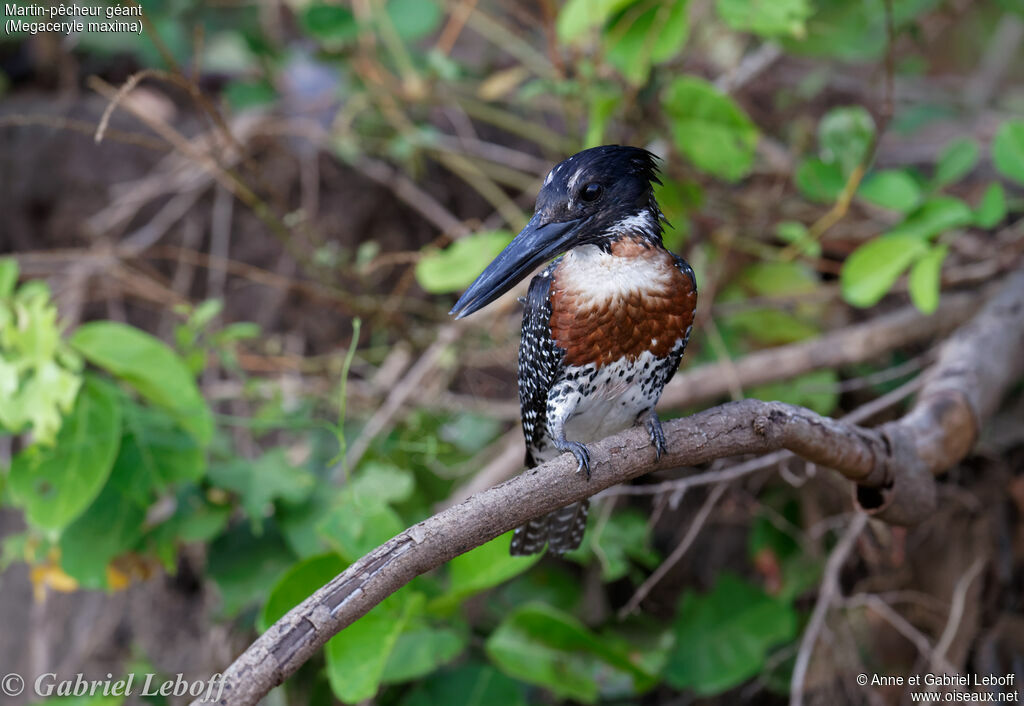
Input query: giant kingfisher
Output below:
<box><xmin>450</xmin><ymin>145</ymin><xmax>697</xmax><ymax>556</ymax></box>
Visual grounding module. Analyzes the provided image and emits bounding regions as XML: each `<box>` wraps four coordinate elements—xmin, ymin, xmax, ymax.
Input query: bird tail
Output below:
<box><xmin>510</xmin><ymin>500</ymin><xmax>589</xmax><ymax>556</ymax></box>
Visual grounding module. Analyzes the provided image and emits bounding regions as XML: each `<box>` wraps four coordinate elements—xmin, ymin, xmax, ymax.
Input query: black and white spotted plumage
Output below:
<box><xmin>509</xmin><ymin>256</ymin><xmax>695</xmax><ymax>556</ymax></box>
<box><xmin>450</xmin><ymin>145</ymin><xmax>698</xmax><ymax>557</ymax></box>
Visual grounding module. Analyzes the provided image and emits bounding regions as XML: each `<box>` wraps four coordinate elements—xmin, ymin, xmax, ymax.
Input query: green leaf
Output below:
<box><xmin>907</xmin><ymin>244</ymin><xmax>948</xmax><ymax>315</ymax></box>
<box><xmin>58</xmin><ymin>458</ymin><xmax>147</xmax><ymax>588</ymax></box>
<box><xmin>933</xmin><ymin>137</ymin><xmax>979</xmax><ymax>187</ymax></box>
<box><xmin>224</xmin><ymin>79</ymin><xmax>276</xmax><ymax>110</ymax></box>
<box><xmin>386</xmin><ymin>0</ymin><xmax>442</xmax><ymax>40</ymax></box>
<box><xmin>794</xmin><ymin>158</ymin><xmax>844</xmax><ymax>203</ymax></box>
<box><xmin>887</xmin><ymin>196</ymin><xmax>972</xmax><ymax>241</ymax></box>
<box><xmin>8</xmin><ymin>377</ymin><xmax>121</xmax><ymax>531</ymax></box>
<box><xmin>70</xmin><ymin>321</ymin><xmax>212</xmax><ymax>445</ymax></box>
<box><xmin>818</xmin><ymin>106</ymin><xmax>875</xmax><ymax>175</ymax></box>
<box><xmin>300</xmin><ymin>3</ymin><xmax>358</xmax><ymax>43</ymax></box>
<box><xmin>557</xmin><ymin>0</ymin><xmax>635</xmax><ymax>42</ymax></box>
<box><xmin>208</xmin><ymin>449</ymin><xmax>316</xmax><ymax>530</ymax></box>
<box><xmin>381</xmin><ymin>625</ymin><xmax>467</xmax><ymax>683</ymax></box>
<box><xmin>416</xmin><ymin>231</ymin><xmax>514</xmax><ymax>294</ymax></box>
<box><xmin>664</xmin><ymin>574</ymin><xmax>797</xmax><ymax>694</ymax></box>
<box><xmin>400</xmin><ymin>663</ymin><xmax>527</xmax><ymax>706</ymax></box>
<box><xmin>974</xmin><ymin>182</ymin><xmax>1006</xmax><ymax>229</ymax></box>
<box><xmin>318</xmin><ymin>496</ymin><xmax>404</xmax><ymax>562</ymax></box>
<box><xmin>774</xmin><ymin>221</ymin><xmax>821</xmax><ymax>256</ymax></box>
<box><xmin>858</xmin><ymin>170</ymin><xmax>921</xmax><ymax>213</ymax></box>
<box><xmin>485</xmin><ymin>603</ymin><xmax>656</xmax><ymax>702</ymax></box>
<box><xmin>749</xmin><ymin>369</ymin><xmax>839</xmax><ymax>416</ymax></box>
<box><xmin>432</xmin><ymin>533</ymin><xmax>540</xmax><ymax>611</ymax></box>
<box><xmin>326</xmin><ymin>589</ymin><xmax>420</xmax><ymax>703</ymax></box>
<box><xmin>992</xmin><ymin>119</ymin><xmax>1024</xmax><ymax>185</ymax></box>
<box><xmin>604</xmin><ymin>0</ymin><xmax>690</xmax><ymax>85</ymax></box>
<box><xmin>259</xmin><ymin>553</ymin><xmax>347</xmax><ymax>632</ymax></box>
<box><xmin>840</xmin><ymin>233</ymin><xmax>930</xmax><ymax>308</ymax></box>
<box><xmin>716</xmin><ymin>0</ymin><xmax>812</xmax><ymax>38</ymax></box>
<box><xmin>118</xmin><ymin>402</ymin><xmax>205</xmax><ymax>499</ymax></box>
<box><xmin>0</xmin><ymin>257</ymin><xmax>17</xmax><ymax>297</ymax></box>
<box><xmin>663</xmin><ymin>77</ymin><xmax>759</xmax><ymax>182</ymax></box>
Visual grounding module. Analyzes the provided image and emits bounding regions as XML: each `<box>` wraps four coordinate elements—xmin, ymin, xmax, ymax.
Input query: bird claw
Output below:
<box><xmin>556</xmin><ymin>439</ymin><xmax>591</xmax><ymax>480</ymax></box>
<box><xmin>645</xmin><ymin>415</ymin><xmax>667</xmax><ymax>460</ymax></box>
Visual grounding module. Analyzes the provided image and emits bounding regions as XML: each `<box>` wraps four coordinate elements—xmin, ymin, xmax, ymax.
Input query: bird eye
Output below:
<box><xmin>580</xmin><ymin>182</ymin><xmax>603</xmax><ymax>202</ymax></box>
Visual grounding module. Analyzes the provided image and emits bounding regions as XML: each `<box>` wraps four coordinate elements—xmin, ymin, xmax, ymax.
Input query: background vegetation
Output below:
<box><xmin>1</xmin><ymin>0</ymin><xmax>1023</xmax><ymax>704</ymax></box>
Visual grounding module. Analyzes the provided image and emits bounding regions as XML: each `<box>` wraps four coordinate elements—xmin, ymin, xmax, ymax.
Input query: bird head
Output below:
<box><xmin>450</xmin><ymin>145</ymin><xmax>664</xmax><ymax>319</ymax></box>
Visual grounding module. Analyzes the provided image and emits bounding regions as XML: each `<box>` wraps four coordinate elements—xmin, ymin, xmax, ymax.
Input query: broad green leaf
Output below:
<box><xmin>974</xmin><ymin>182</ymin><xmax>1006</xmax><ymax>229</ymax></box>
<box><xmin>774</xmin><ymin>222</ymin><xmax>821</xmax><ymax>256</ymax></box>
<box><xmin>716</xmin><ymin>0</ymin><xmax>812</xmax><ymax>38</ymax></box>
<box><xmin>749</xmin><ymin>369</ymin><xmax>839</xmax><ymax>415</ymax></box>
<box><xmin>794</xmin><ymin>158</ymin><xmax>844</xmax><ymax>203</ymax></box>
<box><xmin>933</xmin><ymin>137</ymin><xmax>979</xmax><ymax>187</ymax></box>
<box><xmin>400</xmin><ymin>663</ymin><xmax>527</xmax><ymax>706</ymax></box>
<box><xmin>58</xmin><ymin>458</ymin><xmax>147</xmax><ymax>588</ymax></box>
<box><xmin>416</xmin><ymin>231</ymin><xmax>513</xmax><ymax>294</ymax></box>
<box><xmin>663</xmin><ymin>77</ymin><xmax>759</xmax><ymax>181</ymax></box>
<box><xmin>208</xmin><ymin>449</ymin><xmax>315</xmax><ymax>530</ymax></box>
<box><xmin>735</xmin><ymin>261</ymin><xmax>819</xmax><ymax>297</ymax></box>
<box><xmin>557</xmin><ymin>0</ymin><xmax>635</xmax><ymax>42</ymax></box>
<box><xmin>840</xmin><ymin>233</ymin><xmax>930</xmax><ymax>307</ymax></box>
<box><xmin>728</xmin><ymin>309</ymin><xmax>820</xmax><ymax>345</ymax></box>
<box><xmin>326</xmin><ymin>589</ymin><xmax>420</xmax><ymax>703</ymax></box>
<box><xmin>70</xmin><ymin>321</ymin><xmax>212</xmax><ymax>445</ymax></box>
<box><xmin>992</xmin><ymin>119</ymin><xmax>1024</xmax><ymax>185</ymax></box>
<box><xmin>300</xmin><ymin>3</ymin><xmax>358</xmax><ymax>43</ymax></box>
<box><xmin>8</xmin><ymin>377</ymin><xmax>121</xmax><ymax>531</ymax></box>
<box><xmin>485</xmin><ymin>602</ymin><xmax>656</xmax><ymax>702</ymax></box>
<box><xmin>144</xmin><ymin>488</ymin><xmax>231</xmax><ymax>571</ymax></box>
<box><xmin>117</xmin><ymin>402</ymin><xmax>205</xmax><ymax>502</ymax></box>
<box><xmin>819</xmin><ymin>106</ymin><xmax>875</xmax><ymax>175</ymax></box>
<box><xmin>887</xmin><ymin>196</ymin><xmax>972</xmax><ymax>241</ymax></box>
<box><xmin>208</xmin><ymin>522</ymin><xmax>296</xmax><ymax>617</ymax></box>
<box><xmin>0</xmin><ymin>257</ymin><xmax>16</xmax><ymax>297</ymax></box>
<box><xmin>907</xmin><ymin>244</ymin><xmax>948</xmax><ymax>315</ymax></box>
<box><xmin>318</xmin><ymin>497</ymin><xmax>404</xmax><ymax>562</ymax></box>
<box><xmin>386</xmin><ymin>0</ymin><xmax>442</xmax><ymax>40</ymax></box>
<box><xmin>605</xmin><ymin>0</ymin><xmax>690</xmax><ymax>85</ymax></box>
<box><xmin>259</xmin><ymin>553</ymin><xmax>346</xmax><ymax>632</ymax></box>
<box><xmin>585</xmin><ymin>87</ymin><xmax>620</xmax><ymax>147</ymax></box>
<box><xmin>348</xmin><ymin>462</ymin><xmax>415</xmax><ymax>505</ymax></box>
<box><xmin>432</xmin><ymin>532</ymin><xmax>540</xmax><ymax>611</ymax></box>
<box><xmin>224</xmin><ymin>79</ymin><xmax>276</xmax><ymax>110</ymax></box>
<box><xmin>664</xmin><ymin>573</ymin><xmax>797</xmax><ymax>694</ymax></box>
<box><xmin>858</xmin><ymin>170</ymin><xmax>921</xmax><ymax>213</ymax></box>
<box><xmin>381</xmin><ymin>625</ymin><xmax>467</xmax><ymax>683</ymax></box>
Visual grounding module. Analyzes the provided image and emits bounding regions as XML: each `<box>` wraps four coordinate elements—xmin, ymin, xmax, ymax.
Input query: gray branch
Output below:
<box><xmin>198</xmin><ymin>266</ymin><xmax>1024</xmax><ymax>706</ymax></box>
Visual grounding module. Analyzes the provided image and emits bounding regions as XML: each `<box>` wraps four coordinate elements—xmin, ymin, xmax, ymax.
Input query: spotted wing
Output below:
<box><xmin>516</xmin><ymin>265</ymin><xmax>564</xmax><ymax>467</ymax></box>
<box><xmin>666</xmin><ymin>253</ymin><xmax>698</xmax><ymax>372</ymax></box>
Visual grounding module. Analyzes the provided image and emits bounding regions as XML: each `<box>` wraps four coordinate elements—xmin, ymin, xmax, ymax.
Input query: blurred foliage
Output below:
<box><xmin>1</xmin><ymin>0</ymin><xmax>1022</xmax><ymax>703</ymax></box>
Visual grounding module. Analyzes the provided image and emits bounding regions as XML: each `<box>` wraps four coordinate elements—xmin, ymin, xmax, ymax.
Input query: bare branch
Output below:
<box><xmin>198</xmin><ymin>267</ymin><xmax>1024</xmax><ymax>706</ymax></box>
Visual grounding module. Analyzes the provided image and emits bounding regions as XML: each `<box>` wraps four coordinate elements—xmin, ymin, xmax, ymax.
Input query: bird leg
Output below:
<box><xmin>640</xmin><ymin>409</ymin><xmax>667</xmax><ymax>460</ymax></box>
<box><xmin>552</xmin><ymin>435</ymin><xmax>591</xmax><ymax>480</ymax></box>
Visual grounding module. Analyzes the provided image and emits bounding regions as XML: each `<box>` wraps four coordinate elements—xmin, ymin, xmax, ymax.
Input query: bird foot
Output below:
<box><xmin>643</xmin><ymin>413</ymin><xmax>668</xmax><ymax>460</ymax></box>
<box><xmin>555</xmin><ymin>439</ymin><xmax>591</xmax><ymax>480</ymax></box>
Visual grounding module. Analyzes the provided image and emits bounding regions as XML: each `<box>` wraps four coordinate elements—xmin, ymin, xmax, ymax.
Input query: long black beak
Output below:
<box><xmin>449</xmin><ymin>214</ymin><xmax>581</xmax><ymax>319</ymax></box>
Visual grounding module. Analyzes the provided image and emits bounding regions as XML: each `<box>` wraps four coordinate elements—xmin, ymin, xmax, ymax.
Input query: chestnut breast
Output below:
<box><xmin>549</xmin><ymin>238</ymin><xmax>696</xmax><ymax>368</ymax></box>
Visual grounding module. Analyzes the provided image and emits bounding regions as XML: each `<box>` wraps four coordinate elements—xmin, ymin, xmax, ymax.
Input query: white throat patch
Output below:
<box><xmin>558</xmin><ymin>244</ymin><xmax>672</xmax><ymax>303</ymax></box>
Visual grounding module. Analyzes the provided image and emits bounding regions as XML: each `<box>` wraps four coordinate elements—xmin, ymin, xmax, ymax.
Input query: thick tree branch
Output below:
<box><xmin>199</xmin><ymin>268</ymin><xmax>1024</xmax><ymax>706</ymax></box>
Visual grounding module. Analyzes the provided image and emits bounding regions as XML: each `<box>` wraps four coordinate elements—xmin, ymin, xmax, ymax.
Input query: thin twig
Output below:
<box><xmin>619</xmin><ymin>483</ymin><xmax>730</xmax><ymax>617</ymax></box>
<box><xmin>790</xmin><ymin>513</ymin><xmax>868</xmax><ymax>706</ymax></box>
